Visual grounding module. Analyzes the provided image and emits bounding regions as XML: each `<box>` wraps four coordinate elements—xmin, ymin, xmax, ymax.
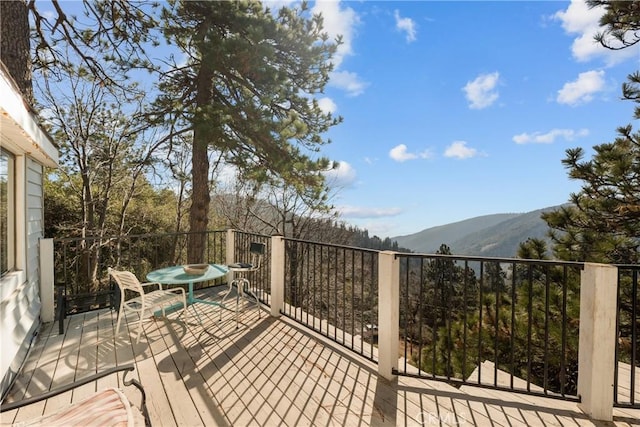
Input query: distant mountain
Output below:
<box><xmin>392</xmin><ymin>206</ymin><xmax>562</xmax><ymax>258</ymax></box>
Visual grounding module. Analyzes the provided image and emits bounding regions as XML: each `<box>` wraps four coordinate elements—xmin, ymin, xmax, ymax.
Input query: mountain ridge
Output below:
<box><xmin>391</xmin><ymin>206</ymin><xmax>561</xmax><ymax>258</ymax></box>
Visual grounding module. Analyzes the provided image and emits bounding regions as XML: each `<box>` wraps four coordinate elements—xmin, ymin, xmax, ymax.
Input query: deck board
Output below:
<box><xmin>10</xmin><ymin>311</ymin><xmax>78</xmax><ymax>423</ymax></box>
<box><xmin>3</xmin><ymin>286</ymin><xmax>640</xmax><ymax>426</ymax></box>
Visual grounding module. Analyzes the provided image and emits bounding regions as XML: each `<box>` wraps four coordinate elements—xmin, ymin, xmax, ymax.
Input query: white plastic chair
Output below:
<box><xmin>220</xmin><ymin>242</ymin><xmax>266</xmax><ymax>327</ymax></box>
<box><xmin>108</xmin><ymin>267</ymin><xmax>187</xmax><ymax>343</ymax></box>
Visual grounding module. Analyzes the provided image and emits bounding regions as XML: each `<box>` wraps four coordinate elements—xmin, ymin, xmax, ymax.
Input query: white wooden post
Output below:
<box><xmin>578</xmin><ymin>262</ymin><xmax>618</xmax><ymax>421</ymax></box>
<box><xmin>378</xmin><ymin>250</ymin><xmax>400</xmax><ymax>381</ymax></box>
<box><xmin>39</xmin><ymin>238</ymin><xmax>55</xmax><ymax>323</ymax></box>
<box><xmin>270</xmin><ymin>234</ymin><xmax>285</xmax><ymax>318</ymax></box>
<box><xmin>226</xmin><ymin>229</ymin><xmax>235</xmax><ymax>283</ymax></box>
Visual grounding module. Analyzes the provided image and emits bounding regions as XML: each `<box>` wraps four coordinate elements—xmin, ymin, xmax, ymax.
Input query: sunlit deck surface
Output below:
<box><xmin>3</xmin><ymin>286</ymin><xmax>640</xmax><ymax>426</ymax></box>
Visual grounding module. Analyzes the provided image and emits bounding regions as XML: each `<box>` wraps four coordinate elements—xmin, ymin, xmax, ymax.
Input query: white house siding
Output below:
<box><xmin>0</xmin><ymin>272</ymin><xmax>40</xmax><ymax>400</ymax></box>
<box><xmin>0</xmin><ymin>62</ymin><xmax>58</xmax><ymax>401</ymax></box>
<box><xmin>26</xmin><ymin>159</ymin><xmax>43</xmax><ymax>279</ymax></box>
<box><xmin>0</xmin><ymin>157</ymin><xmax>44</xmax><ymax>400</ymax></box>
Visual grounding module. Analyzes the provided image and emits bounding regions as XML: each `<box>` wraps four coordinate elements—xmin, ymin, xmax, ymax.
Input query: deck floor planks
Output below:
<box><xmin>1</xmin><ymin>322</ymin><xmax>56</xmax><ymax>424</ymax></box>
<box><xmin>94</xmin><ymin>309</ymin><xmax>119</xmax><ymax>392</ymax></box>
<box><xmin>140</xmin><ymin>309</ymin><xmax>204</xmax><ymax>426</ymax></box>
<box><xmin>460</xmin><ymin>361</ymin><xmax>627</xmax><ymax>427</ymax></box>
<box><xmin>10</xmin><ymin>312</ymin><xmax>83</xmax><ymax>423</ymax></box>
<box><xmin>154</xmin><ymin>313</ymin><xmax>214</xmax><ymax>426</ymax></box>
<box><xmin>4</xmin><ymin>286</ymin><xmax>640</xmax><ymax>427</ymax></box>
<box><xmin>69</xmin><ymin>310</ymin><xmax>102</xmax><ymax>406</ymax></box>
<box><xmin>180</xmin><ymin>304</ymin><xmax>240</xmax><ymax>426</ymax></box>
<box><xmin>129</xmin><ymin>313</ymin><xmax>179</xmax><ymax>427</ymax></box>
<box><xmin>190</xmin><ymin>299</ymin><xmax>262</xmax><ymax>426</ymax></box>
<box><xmin>110</xmin><ymin>310</ymin><xmax>146</xmax><ymax>413</ymax></box>
<box><xmin>40</xmin><ymin>311</ymin><xmax>90</xmax><ymax>418</ymax></box>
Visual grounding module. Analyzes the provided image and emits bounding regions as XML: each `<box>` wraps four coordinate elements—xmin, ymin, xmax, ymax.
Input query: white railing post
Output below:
<box><xmin>578</xmin><ymin>262</ymin><xmax>618</xmax><ymax>421</ymax></box>
<box><xmin>226</xmin><ymin>229</ymin><xmax>235</xmax><ymax>283</ymax></box>
<box><xmin>270</xmin><ymin>234</ymin><xmax>285</xmax><ymax>317</ymax></box>
<box><xmin>378</xmin><ymin>250</ymin><xmax>400</xmax><ymax>381</ymax></box>
<box><xmin>39</xmin><ymin>238</ymin><xmax>55</xmax><ymax>323</ymax></box>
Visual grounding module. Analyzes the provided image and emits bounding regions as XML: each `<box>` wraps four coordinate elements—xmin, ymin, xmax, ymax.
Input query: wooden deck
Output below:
<box><xmin>2</xmin><ymin>286</ymin><xmax>640</xmax><ymax>426</ymax></box>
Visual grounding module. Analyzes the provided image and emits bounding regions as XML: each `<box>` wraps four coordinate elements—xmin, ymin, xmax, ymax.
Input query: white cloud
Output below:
<box><xmin>358</xmin><ymin>221</ymin><xmax>396</xmax><ymax>237</ymax></box>
<box><xmin>364</xmin><ymin>157</ymin><xmax>376</xmax><ymax>165</ymax></box>
<box><xmin>312</xmin><ymin>1</ymin><xmax>368</xmax><ymax>97</ymax></box>
<box><xmin>42</xmin><ymin>10</ymin><xmax>56</xmax><ymax>20</ymax></box>
<box><xmin>337</xmin><ymin>205</ymin><xmax>403</xmax><ymax>218</ymax></box>
<box><xmin>323</xmin><ymin>160</ymin><xmax>356</xmax><ymax>187</ymax></box>
<box><xmin>38</xmin><ymin>107</ymin><xmax>57</xmax><ymax>127</ymax></box>
<box><xmin>394</xmin><ymin>10</ymin><xmax>417</xmax><ymax>43</ymax></box>
<box><xmin>329</xmin><ymin>70</ymin><xmax>368</xmax><ymax>97</ymax></box>
<box><xmin>215</xmin><ymin>162</ymin><xmax>240</xmax><ymax>185</ymax></box>
<box><xmin>317</xmin><ymin>97</ymin><xmax>337</xmax><ymax>114</ymax></box>
<box><xmin>389</xmin><ymin>144</ymin><xmax>431</xmax><ymax>162</ymax></box>
<box><xmin>389</xmin><ymin>144</ymin><xmax>414</xmax><ymax>162</ymax></box>
<box><xmin>463</xmin><ymin>72</ymin><xmax>500</xmax><ymax>109</ymax></box>
<box><xmin>444</xmin><ymin>141</ymin><xmax>480</xmax><ymax>159</ymax></box>
<box><xmin>557</xmin><ymin>70</ymin><xmax>605</xmax><ymax>105</ymax></box>
<box><xmin>311</xmin><ymin>0</ymin><xmax>359</xmax><ymax>68</ymax></box>
<box><xmin>553</xmin><ymin>0</ymin><xmax>637</xmax><ymax>66</ymax></box>
<box><xmin>513</xmin><ymin>128</ymin><xmax>590</xmax><ymax>144</ymax></box>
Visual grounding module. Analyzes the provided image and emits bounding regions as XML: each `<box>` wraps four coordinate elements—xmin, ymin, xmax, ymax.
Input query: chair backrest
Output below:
<box><xmin>248</xmin><ymin>242</ymin><xmax>266</xmax><ymax>270</ymax></box>
<box><xmin>108</xmin><ymin>267</ymin><xmax>144</xmax><ymax>294</ymax></box>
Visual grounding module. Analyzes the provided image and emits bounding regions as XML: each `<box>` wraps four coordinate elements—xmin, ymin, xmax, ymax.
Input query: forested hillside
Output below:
<box><xmin>392</xmin><ymin>206</ymin><xmax>562</xmax><ymax>258</ymax></box>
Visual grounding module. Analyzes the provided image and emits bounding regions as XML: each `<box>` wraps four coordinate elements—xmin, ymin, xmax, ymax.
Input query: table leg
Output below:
<box><xmin>187</xmin><ymin>281</ymin><xmax>205</xmax><ymax>325</ymax></box>
<box><xmin>188</xmin><ymin>282</ymin><xmax>195</xmax><ymax>305</ymax></box>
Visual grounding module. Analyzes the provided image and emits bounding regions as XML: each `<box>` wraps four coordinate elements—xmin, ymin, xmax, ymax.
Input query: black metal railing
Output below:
<box><xmin>615</xmin><ymin>264</ymin><xmax>640</xmax><ymax>408</ymax></box>
<box><xmin>232</xmin><ymin>231</ymin><xmax>271</xmax><ymax>306</ymax></box>
<box><xmin>47</xmin><ymin>226</ymin><xmax>640</xmax><ymax>407</ymax></box>
<box><xmin>395</xmin><ymin>253</ymin><xmax>583</xmax><ymax>401</ymax></box>
<box><xmin>53</xmin><ymin>230</ymin><xmax>227</xmax><ymax>314</ymax></box>
<box><xmin>281</xmin><ymin>238</ymin><xmax>379</xmax><ymax>361</ymax></box>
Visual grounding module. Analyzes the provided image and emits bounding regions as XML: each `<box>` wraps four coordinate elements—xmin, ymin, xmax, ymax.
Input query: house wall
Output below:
<box><xmin>0</xmin><ymin>61</ymin><xmax>58</xmax><ymax>401</ymax></box>
<box><xmin>0</xmin><ymin>156</ymin><xmax>44</xmax><ymax>400</ymax></box>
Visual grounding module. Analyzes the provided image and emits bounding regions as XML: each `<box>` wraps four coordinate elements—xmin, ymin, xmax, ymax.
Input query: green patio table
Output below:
<box><xmin>146</xmin><ymin>264</ymin><xmax>228</xmax><ymax>323</ymax></box>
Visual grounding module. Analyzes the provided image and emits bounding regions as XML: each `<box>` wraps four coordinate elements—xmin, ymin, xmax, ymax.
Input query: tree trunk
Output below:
<box><xmin>187</xmin><ymin>62</ymin><xmax>214</xmax><ymax>263</ymax></box>
<box><xmin>0</xmin><ymin>0</ymin><xmax>32</xmax><ymax>102</ymax></box>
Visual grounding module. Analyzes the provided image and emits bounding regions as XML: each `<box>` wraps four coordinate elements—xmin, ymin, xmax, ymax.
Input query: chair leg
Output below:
<box><xmin>240</xmin><ymin>279</ymin><xmax>261</xmax><ymax>319</ymax></box>
<box><xmin>180</xmin><ymin>296</ymin><xmax>187</xmax><ymax>320</ymax></box>
<box><xmin>219</xmin><ymin>280</ymin><xmax>236</xmax><ymax>321</ymax></box>
<box><xmin>236</xmin><ymin>278</ymin><xmax>261</xmax><ymax>326</ymax></box>
<box><xmin>115</xmin><ymin>308</ymin><xmax>123</xmax><ymax>338</ymax></box>
<box><xmin>235</xmin><ymin>286</ymin><xmax>240</xmax><ymax>329</ymax></box>
<box><xmin>247</xmin><ymin>285</ymin><xmax>261</xmax><ymax>319</ymax></box>
<box><xmin>135</xmin><ymin>311</ymin><xmax>144</xmax><ymax>344</ymax></box>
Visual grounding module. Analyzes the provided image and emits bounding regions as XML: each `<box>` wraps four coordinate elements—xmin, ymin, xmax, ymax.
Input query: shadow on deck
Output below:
<box><xmin>3</xmin><ymin>286</ymin><xmax>639</xmax><ymax>426</ymax></box>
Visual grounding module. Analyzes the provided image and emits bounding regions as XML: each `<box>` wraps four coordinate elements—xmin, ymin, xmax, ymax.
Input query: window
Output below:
<box><xmin>1</xmin><ymin>149</ymin><xmax>14</xmax><ymax>276</ymax></box>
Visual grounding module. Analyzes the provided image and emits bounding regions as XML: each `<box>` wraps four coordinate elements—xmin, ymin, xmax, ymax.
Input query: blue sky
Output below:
<box><xmin>40</xmin><ymin>1</ymin><xmax>638</xmax><ymax>239</ymax></box>
<box><xmin>297</xmin><ymin>0</ymin><xmax>639</xmax><ymax>238</ymax></box>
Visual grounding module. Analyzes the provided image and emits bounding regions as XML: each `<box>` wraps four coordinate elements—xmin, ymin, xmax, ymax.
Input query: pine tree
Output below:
<box><xmin>155</xmin><ymin>0</ymin><xmax>341</xmax><ymax>262</ymax></box>
<box><xmin>0</xmin><ymin>0</ymin><xmax>31</xmax><ymax>101</ymax></box>
<box><xmin>543</xmin><ymin>1</ymin><xmax>640</xmax><ymax>262</ymax></box>
<box><xmin>542</xmin><ymin>126</ymin><xmax>640</xmax><ymax>263</ymax></box>
<box><xmin>587</xmin><ymin>0</ymin><xmax>640</xmax><ymax>118</ymax></box>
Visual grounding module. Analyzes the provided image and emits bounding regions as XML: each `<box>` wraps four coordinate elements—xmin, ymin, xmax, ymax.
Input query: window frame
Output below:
<box><xmin>1</xmin><ymin>148</ymin><xmax>15</xmax><ymax>276</ymax></box>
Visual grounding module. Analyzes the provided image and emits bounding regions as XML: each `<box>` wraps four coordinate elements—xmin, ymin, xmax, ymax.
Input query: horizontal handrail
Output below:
<box><xmin>397</xmin><ymin>252</ymin><xmax>585</xmax><ymax>267</ymax></box>
<box><xmin>283</xmin><ymin>236</ymin><xmax>381</xmax><ymax>254</ymax></box>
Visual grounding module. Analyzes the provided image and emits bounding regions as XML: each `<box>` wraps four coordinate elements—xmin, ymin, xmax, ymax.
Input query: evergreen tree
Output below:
<box><xmin>155</xmin><ymin>0</ymin><xmax>341</xmax><ymax>262</ymax></box>
<box><xmin>1</xmin><ymin>0</ymin><xmax>31</xmax><ymax>100</ymax></box>
<box><xmin>587</xmin><ymin>0</ymin><xmax>640</xmax><ymax>117</ymax></box>
<box><xmin>28</xmin><ymin>0</ymin><xmax>159</xmax><ymax>99</ymax></box>
<box><xmin>517</xmin><ymin>238</ymin><xmax>549</xmax><ymax>260</ymax></box>
<box><xmin>543</xmin><ymin>2</ymin><xmax>640</xmax><ymax>263</ymax></box>
<box><xmin>542</xmin><ymin>126</ymin><xmax>640</xmax><ymax>263</ymax></box>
